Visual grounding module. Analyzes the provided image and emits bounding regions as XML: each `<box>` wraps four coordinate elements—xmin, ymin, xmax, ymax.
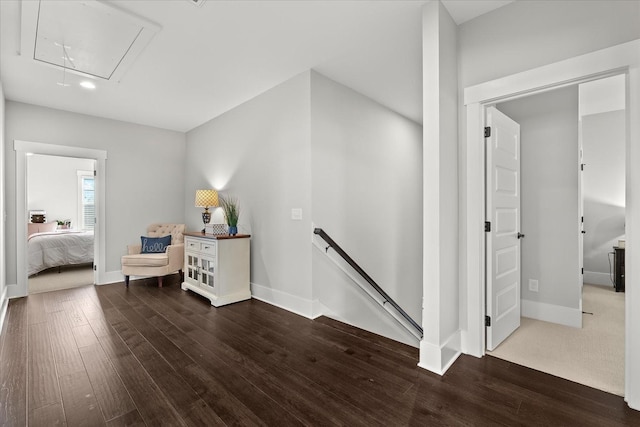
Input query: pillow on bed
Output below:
<box><xmin>27</xmin><ymin>223</ymin><xmax>39</xmax><ymax>237</ymax></box>
<box><xmin>141</xmin><ymin>235</ymin><xmax>172</xmax><ymax>254</ymax></box>
<box><xmin>40</xmin><ymin>222</ymin><xmax>58</xmax><ymax>233</ymax></box>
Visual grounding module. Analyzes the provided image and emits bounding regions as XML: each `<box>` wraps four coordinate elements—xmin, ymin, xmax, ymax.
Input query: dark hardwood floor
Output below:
<box><xmin>1</xmin><ymin>276</ymin><xmax>639</xmax><ymax>426</ymax></box>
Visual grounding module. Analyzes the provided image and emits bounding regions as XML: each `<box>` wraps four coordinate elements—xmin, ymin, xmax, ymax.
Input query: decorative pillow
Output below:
<box><xmin>141</xmin><ymin>235</ymin><xmax>172</xmax><ymax>254</ymax></box>
<box><xmin>40</xmin><ymin>222</ymin><xmax>58</xmax><ymax>233</ymax></box>
<box><xmin>27</xmin><ymin>223</ymin><xmax>39</xmax><ymax>237</ymax></box>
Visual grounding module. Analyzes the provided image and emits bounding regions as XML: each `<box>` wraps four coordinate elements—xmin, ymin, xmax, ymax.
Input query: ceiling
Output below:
<box><xmin>0</xmin><ymin>0</ymin><xmax>513</xmax><ymax>133</ymax></box>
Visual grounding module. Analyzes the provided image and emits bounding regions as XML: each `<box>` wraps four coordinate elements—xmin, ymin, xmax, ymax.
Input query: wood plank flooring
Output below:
<box><xmin>2</xmin><ymin>276</ymin><xmax>640</xmax><ymax>426</ymax></box>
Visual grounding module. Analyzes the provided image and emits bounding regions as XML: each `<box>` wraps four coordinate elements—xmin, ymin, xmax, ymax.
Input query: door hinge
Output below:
<box><xmin>581</xmin><ymin>268</ymin><xmax>584</xmax><ymax>274</ymax></box>
<box><xmin>93</xmin><ymin>170</ymin><xmax>97</xmax><ymax>176</ymax></box>
<box><xmin>484</xmin><ymin>127</ymin><xmax>491</xmax><ymax>138</ymax></box>
<box><xmin>581</xmin><ymin>216</ymin><xmax>584</xmax><ymax>223</ymax></box>
<box><xmin>93</xmin><ymin>265</ymin><xmax>97</xmax><ymax>271</ymax></box>
<box><xmin>485</xmin><ymin>221</ymin><xmax>491</xmax><ymax>232</ymax></box>
<box><xmin>485</xmin><ymin>315</ymin><xmax>491</xmax><ymax>327</ymax></box>
<box><xmin>581</xmin><ymin>164</ymin><xmax>585</xmax><ymax>171</ymax></box>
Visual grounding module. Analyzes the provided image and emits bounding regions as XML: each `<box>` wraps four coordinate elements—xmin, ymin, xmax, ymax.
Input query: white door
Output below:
<box><xmin>486</xmin><ymin>106</ymin><xmax>521</xmax><ymax>351</ymax></box>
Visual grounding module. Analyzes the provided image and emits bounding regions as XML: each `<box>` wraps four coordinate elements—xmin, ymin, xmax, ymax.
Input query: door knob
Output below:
<box><xmin>517</xmin><ymin>232</ymin><xmax>525</xmax><ymax>239</ymax></box>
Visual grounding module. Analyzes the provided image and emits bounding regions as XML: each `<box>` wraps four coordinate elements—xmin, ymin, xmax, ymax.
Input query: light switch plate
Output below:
<box><xmin>291</xmin><ymin>208</ymin><xmax>302</xmax><ymax>220</ymax></box>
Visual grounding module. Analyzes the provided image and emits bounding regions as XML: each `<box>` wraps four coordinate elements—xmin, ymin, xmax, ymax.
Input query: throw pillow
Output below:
<box><xmin>141</xmin><ymin>235</ymin><xmax>172</xmax><ymax>254</ymax></box>
<box><xmin>27</xmin><ymin>223</ymin><xmax>39</xmax><ymax>237</ymax></box>
<box><xmin>39</xmin><ymin>222</ymin><xmax>58</xmax><ymax>233</ymax></box>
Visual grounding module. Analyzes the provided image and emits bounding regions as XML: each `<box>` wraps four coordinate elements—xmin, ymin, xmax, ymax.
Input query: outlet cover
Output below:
<box><xmin>291</xmin><ymin>208</ymin><xmax>302</xmax><ymax>220</ymax></box>
<box><xmin>529</xmin><ymin>279</ymin><xmax>539</xmax><ymax>292</ymax></box>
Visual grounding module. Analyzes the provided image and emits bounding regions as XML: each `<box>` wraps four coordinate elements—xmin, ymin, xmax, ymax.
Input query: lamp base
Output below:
<box><xmin>201</xmin><ymin>211</ymin><xmax>211</xmax><ymax>233</ymax></box>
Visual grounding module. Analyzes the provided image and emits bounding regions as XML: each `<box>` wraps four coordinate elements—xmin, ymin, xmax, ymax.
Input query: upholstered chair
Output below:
<box><xmin>121</xmin><ymin>223</ymin><xmax>185</xmax><ymax>288</ymax></box>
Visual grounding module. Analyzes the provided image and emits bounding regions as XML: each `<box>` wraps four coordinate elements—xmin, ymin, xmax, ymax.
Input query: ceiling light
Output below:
<box><xmin>80</xmin><ymin>81</ymin><xmax>96</xmax><ymax>90</ymax></box>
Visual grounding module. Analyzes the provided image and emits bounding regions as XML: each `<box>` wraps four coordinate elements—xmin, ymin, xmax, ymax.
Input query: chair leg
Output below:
<box><xmin>125</xmin><ymin>275</ymin><xmax>130</xmax><ymax>287</ymax></box>
<box><xmin>157</xmin><ymin>276</ymin><xmax>163</xmax><ymax>288</ymax></box>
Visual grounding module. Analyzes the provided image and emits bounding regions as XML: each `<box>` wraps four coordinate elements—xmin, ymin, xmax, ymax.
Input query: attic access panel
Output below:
<box><xmin>21</xmin><ymin>0</ymin><xmax>160</xmax><ymax>81</ymax></box>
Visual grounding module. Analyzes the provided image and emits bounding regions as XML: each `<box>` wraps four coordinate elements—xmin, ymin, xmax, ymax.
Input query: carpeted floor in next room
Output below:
<box><xmin>488</xmin><ymin>284</ymin><xmax>624</xmax><ymax>396</ymax></box>
<box><xmin>28</xmin><ymin>264</ymin><xmax>94</xmax><ymax>294</ymax></box>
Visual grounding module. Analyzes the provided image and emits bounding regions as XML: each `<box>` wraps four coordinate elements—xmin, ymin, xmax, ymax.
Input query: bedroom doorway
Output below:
<box><xmin>26</xmin><ymin>154</ymin><xmax>96</xmax><ymax>294</ymax></box>
<box><xmin>484</xmin><ymin>77</ymin><xmax>627</xmax><ymax>396</ymax></box>
<box><xmin>13</xmin><ymin>140</ymin><xmax>107</xmax><ymax>299</ymax></box>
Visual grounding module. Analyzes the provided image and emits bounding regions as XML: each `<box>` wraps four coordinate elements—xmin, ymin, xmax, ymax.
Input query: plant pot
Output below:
<box><xmin>228</xmin><ymin>226</ymin><xmax>238</xmax><ymax>236</ymax></box>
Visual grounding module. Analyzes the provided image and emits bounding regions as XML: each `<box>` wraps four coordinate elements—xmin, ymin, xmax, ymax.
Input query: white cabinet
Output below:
<box><xmin>181</xmin><ymin>232</ymin><xmax>251</xmax><ymax>307</ymax></box>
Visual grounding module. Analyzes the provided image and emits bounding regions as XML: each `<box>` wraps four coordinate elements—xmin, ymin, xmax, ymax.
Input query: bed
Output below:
<box><xmin>28</xmin><ymin>229</ymin><xmax>94</xmax><ymax>276</ymax></box>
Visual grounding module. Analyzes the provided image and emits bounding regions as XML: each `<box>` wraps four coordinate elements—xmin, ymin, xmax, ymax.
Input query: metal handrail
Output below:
<box><xmin>313</xmin><ymin>228</ymin><xmax>423</xmax><ymax>337</ymax></box>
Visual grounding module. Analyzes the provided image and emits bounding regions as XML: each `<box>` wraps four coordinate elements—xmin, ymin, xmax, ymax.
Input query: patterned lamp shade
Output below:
<box><xmin>195</xmin><ymin>189</ymin><xmax>219</xmax><ymax>209</ymax></box>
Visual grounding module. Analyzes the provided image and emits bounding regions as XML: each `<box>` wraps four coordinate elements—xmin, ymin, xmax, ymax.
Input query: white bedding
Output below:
<box><xmin>28</xmin><ymin>230</ymin><xmax>94</xmax><ymax>276</ymax></box>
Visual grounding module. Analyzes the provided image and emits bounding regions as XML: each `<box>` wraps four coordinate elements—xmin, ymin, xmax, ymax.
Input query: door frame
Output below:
<box><xmin>462</xmin><ymin>40</ymin><xmax>639</xmax><ymax>407</ymax></box>
<box><xmin>11</xmin><ymin>140</ymin><xmax>107</xmax><ymax>298</ymax></box>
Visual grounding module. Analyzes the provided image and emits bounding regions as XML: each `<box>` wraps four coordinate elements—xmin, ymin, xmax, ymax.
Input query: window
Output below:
<box><xmin>78</xmin><ymin>171</ymin><xmax>95</xmax><ymax>230</ymax></box>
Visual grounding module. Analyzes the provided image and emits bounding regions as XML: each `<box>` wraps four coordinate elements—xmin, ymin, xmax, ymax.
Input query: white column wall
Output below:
<box><xmin>419</xmin><ymin>1</ymin><xmax>460</xmax><ymax>374</ymax></box>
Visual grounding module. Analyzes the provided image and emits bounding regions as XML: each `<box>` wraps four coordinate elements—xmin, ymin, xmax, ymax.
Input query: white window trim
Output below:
<box><xmin>77</xmin><ymin>170</ymin><xmax>95</xmax><ymax>231</ymax></box>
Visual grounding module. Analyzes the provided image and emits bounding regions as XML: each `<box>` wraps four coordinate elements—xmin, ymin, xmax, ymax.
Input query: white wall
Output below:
<box><xmin>458</xmin><ymin>0</ymin><xmax>640</xmax><ymax>88</ymax></box>
<box><xmin>420</xmin><ymin>1</ymin><xmax>460</xmax><ymax>373</ymax></box>
<box><xmin>580</xmin><ymin>74</ymin><xmax>626</xmax><ymax>117</ymax></box>
<box><xmin>27</xmin><ymin>154</ymin><xmax>95</xmax><ymax>229</ymax></box>
<box><xmin>582</xmin><ymin>110</ymin><xmax>626</xmax><ymax>284</ymax></box>
<box><xmin>310</xmin><ymin>71</ymin><xmax>422</xmax><ymax>346</ymax></box>
<box><xmin>186</xmin><ymin>72</ymin><xmax>314</xmax><ymax>311</ymax></box>
<box><xmin>5</xmin><ymin>102</ymin><xmax>186</xmax><ymax>285</ymax></box>
<box><xmin>186</xmin><ymin>70</ymin><xmax>423</xmax><ymax>345</ymax></box>
<box><xmin>498</xmin><ymin>86</ymin><xmax>581</xmax><ymax>325</ymax></box>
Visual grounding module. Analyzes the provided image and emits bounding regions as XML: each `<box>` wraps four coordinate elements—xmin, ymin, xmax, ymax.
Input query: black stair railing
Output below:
<box><xmin>313</xmin><ymin>228</ymin><xmax>423</xmax><ymax>337</ymax></box>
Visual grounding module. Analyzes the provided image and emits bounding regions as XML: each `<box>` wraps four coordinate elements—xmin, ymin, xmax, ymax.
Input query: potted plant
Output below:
<box><xmin>56</xmin><ymin>220</ymin><xmax>70</xmax><ymax>229</ymax></box>
<box><xmin>219</xmin><ymin>194</ymin><xmax>240</xmax><ymax>236</ymax></box>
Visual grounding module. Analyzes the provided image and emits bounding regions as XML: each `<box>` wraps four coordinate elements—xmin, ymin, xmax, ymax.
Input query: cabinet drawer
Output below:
<box><xmin>186</xmin><ymin>239</ymin><xmax>199</xmax><ymax>251</ymax></box>
<box><xmin>200</xmin><ymin>241</ymin><xmax>217</xmax><ymax>255</ymax></box>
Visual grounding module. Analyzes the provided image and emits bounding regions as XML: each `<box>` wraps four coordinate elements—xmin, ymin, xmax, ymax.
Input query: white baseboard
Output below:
<box><xmin>584</xmin><ymin>271</ymin><xmax>614</xmax><ymax>287</ymax></box>
<box><xmin>6</xmin><ymin>283</ymin><xmax>25</xmax><ymax>299</ymax></box>
<box><xmin>522</xmin><ymin>299</ymin><xmax>582</xmax><ymax>328</ymax></box>
<box><xmin>418</xmin><ymin>329</ymin><xmax>462</xmax><ymax>375</ymax></box>
<box><xmin>250</xmin><ymin>282</ymin><xmax>315</xmax><ymax>319</ymax></box>
<box><xmin>100</xmin><ymin>270</ymin><xmax>126</xmax><ymax>285</ymax></box>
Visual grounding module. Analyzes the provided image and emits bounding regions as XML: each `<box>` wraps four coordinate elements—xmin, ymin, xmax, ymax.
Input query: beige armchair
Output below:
<box><xmin>121</xmin><ymin>223</ymin><xmax>185</xmax><ymax>288</ymax></box>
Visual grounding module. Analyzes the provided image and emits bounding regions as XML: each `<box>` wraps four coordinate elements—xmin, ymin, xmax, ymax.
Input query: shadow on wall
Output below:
<box><xmin>583</xmin><ymin>198</ymin><xmax>625</xmax><ymax>273</ymax></box>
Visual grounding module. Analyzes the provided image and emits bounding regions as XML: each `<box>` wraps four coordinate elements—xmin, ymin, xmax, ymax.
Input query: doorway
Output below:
<box><xmin>13</xmin><ymin>140</ymin><xmax>107</xmax><ymax>298</ymax></box>
<box><xmin>461</xmin><ymin>40</ymin><xmax>639</xmax><ymax>407</ymax></box>
<box><xmin>484</xmin><ymin>78</ymin><xmax>626</xmax><ymax>396</ymax></box>
<box><xmin>26</xmin><ymin>154</ymin><xmax>96</xmax><ymax>294</ymax></box>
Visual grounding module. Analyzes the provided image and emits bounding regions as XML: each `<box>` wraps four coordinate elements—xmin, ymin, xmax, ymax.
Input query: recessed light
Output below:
<box><xmin>80</xmin><ymin>81</ymin><xmax>96</xmax><ymax>90</ymax></box>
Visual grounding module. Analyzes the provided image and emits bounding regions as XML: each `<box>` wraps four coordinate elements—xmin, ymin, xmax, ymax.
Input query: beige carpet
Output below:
<box><xmin>488</xmin><ymin>284</ymin><xmax>625</xmax><ymax>396</ymax></box>
<box><xmin>28</xmin><ymin>264</ymin><xmax>95</xmax><ymax>294</ymax></box>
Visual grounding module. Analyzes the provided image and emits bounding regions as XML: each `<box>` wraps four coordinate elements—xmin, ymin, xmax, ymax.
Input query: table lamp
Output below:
<box><xmin>195</xmin><ymin>189</ymin><xmax>219</xmax><ymax>231</ymax></box>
